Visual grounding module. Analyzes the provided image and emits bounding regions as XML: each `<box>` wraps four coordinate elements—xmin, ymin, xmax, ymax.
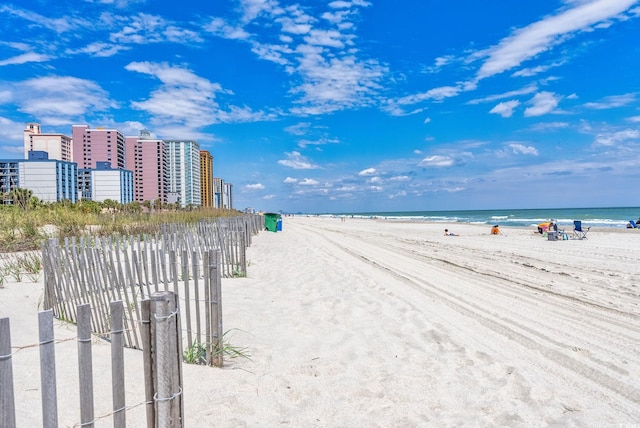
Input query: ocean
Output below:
<box><xmin>318</xmin><ymin>207</ymin><xmax>640</xmax><ymax>229</ymax></box>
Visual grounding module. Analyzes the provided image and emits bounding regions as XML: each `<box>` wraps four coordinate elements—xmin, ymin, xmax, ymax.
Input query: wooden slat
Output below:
<box><xmin>141</xmin><ymin>299</ymin><xmax>155</xmax><ymax>428</ymax></box>
<box><xmin>0</xmin><ymin>318</ymin><xmax>16</xmax><ymax>428</ymax></box>
<box><xmin>77</xmin><ymin>303</ymin><xmax>95</xmax><ymax>427</ymax></box>
<box><xmin>111</xmin><ymin>301</ymin><xmax>126</xmax><ymax>428</ymax></box>
<box><xmin>39</xmin><ymin>310</ymin><xmax>58</xmax><ymax>428</ymax></box>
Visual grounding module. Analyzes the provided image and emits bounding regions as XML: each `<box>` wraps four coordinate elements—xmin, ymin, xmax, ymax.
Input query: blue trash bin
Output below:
<box><xmin>276</xmin><ymin>217</ymin><xmax>282</xmax><ymax>231</ymax></box>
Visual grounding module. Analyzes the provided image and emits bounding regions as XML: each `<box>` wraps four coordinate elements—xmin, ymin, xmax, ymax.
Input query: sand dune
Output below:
<box><xmin>3</xmin><ymin>216</ymin><xmax>639</xmax><ymax>426</ymax></box>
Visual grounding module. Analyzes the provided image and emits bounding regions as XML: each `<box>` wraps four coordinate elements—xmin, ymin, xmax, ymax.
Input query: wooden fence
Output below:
<box><xmin>1</xmin><ymin>292</ymin><xmax>183</xmax><ymax>428</ymax></box>
<box><xmin>41</xmin><ymin>215</ymin><xmax>261</xmax><ymax>363</ymax></box>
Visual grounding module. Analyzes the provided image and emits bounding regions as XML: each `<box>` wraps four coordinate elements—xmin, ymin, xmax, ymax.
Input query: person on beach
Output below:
<box><xmin>491</xmin><ymin>225</ymin><xmax>500</xmax><ymax>235</ymax></box>
<box><xmin>444</xmin><ymin>229</ymin><xmax>457</xmax><ymax>236</ymax></box>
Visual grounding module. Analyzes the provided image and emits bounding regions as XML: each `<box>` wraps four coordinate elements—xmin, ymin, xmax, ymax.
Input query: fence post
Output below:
<box><xmin>0</xmin><ymin>318</ymin><xmax>16</xmax><ymax>428</ymax></box>
<box><xmin>150</xmin><ymin>291</ymin><xmax>183</xmax><ymax>427</ymax></box>
<box><xmin>209</xmin><ymin>251</ymin><xmax>223</xmax><ymax>367</ymax></box>
<box><xmin>141</xmin><ymin>299</ymin><xmax>155</xmax><ymax>428</ymax></box>
<box><xmin>38</xmin><ymin>310</ymin><xmax>58</xmax><ymax>428</ymax></box>
<box><xmin>77</xmin><ymin>303</ymin><xmax>95</xmax><ymax>427</ymax></box>
<box><xmin>111</xmin><ymin>301</ymin><xmax>126</xmax><ymax>428</ymax></box>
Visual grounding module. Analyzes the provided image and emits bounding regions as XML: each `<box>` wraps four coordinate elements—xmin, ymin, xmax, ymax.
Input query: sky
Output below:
<box><xmin>1</xmin><ymin>0</ymin><xmax>640</xmax><ymax>213</ymax></box>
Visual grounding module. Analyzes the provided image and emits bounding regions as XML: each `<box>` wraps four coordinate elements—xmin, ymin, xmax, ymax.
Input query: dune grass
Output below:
<box><xmin>0</xmin><ymin>200</ymin><xmax>242</xmax><ymax>253</ymax></box>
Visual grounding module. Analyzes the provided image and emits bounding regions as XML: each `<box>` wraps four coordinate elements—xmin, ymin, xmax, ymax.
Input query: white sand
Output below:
<box><xmin>3</xmin><ymin>216</ymin><xmax>640</xmax><ymax>426</ymax></box>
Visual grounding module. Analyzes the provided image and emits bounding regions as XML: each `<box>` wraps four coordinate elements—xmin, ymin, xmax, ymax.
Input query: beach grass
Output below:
<box><xmin>0</xmin><ymin>200</ymin><xmax>243</xmax><ymax>252</ymax></box>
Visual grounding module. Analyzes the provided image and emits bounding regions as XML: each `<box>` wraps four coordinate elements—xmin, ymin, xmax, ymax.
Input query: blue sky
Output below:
<box><xmin>1</xmin><ymin>0</ymin><xmax>639</xmax><ymax>213</ymax></box>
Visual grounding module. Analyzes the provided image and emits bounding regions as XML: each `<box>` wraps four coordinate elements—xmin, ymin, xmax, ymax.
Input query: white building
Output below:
<box><xmin>164</xmin><ymin>139</ymin><xmax>201</xmax><ymax>207</ymax></box>
<box><xmin>0</xmin><ymin>151</ymin><xmax>78</xmax><ymax>203</ymax></box>
<box><xmin>23</xmin><ymin>123</ymin><xmax>73</xmax><ymax>162</ymax></box>
<box><xmin>222</xmin><ymin>182</ymin><xmax>233</xmax><ymax>210</ymax></box>
<box><xmin>79</xmin><ymin>162</ymin><xmax>133</xmax><ymax>204</ymax></box>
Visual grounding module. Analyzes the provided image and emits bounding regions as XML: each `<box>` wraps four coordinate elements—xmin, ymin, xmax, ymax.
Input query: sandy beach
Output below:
<box><xmin>3</xmin><ymin>216</ymin><xmax>640</xmax><ymax>426</ymax></box>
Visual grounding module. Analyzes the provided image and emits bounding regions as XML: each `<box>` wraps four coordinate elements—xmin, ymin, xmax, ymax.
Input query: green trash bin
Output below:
<box><xmin>264</xmin><ymin>213</ymin><xmax>280</xmax><ymax>232</ymax></box>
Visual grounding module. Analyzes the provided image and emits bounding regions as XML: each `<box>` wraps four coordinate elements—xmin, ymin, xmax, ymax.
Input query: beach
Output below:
<box><xmin>3</xmin><ymin>216</ymin><xmax>640</xmax><ymax>426</ymax></box>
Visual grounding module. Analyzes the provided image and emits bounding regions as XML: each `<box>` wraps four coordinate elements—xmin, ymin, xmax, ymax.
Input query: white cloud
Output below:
<box><xmin>298</xmin><ymin>137</ymin><xmax>339</xmax><ymax>148</ymax></box>
<box><xmin>628</xmin><ymin>116</ymin><xmax>640</xmax><ymax>123</ymax></box>
<box><xmin>467</xmin><ymin>85</ymin><xmax>538</xmax><ymax>105</ymax></box>
<box><xmin>126</xmin><ymin>61</ymin><xmax>273</xmax><ymax>132</ymax></box>
<box><xmin>358</xmin><ymin>167</ymin><xmax>376</xmax><ymax>176</ymax></box>
<box><xmin>419</xmin><ymin>155</ymin><xmax>455</xmax><ymax>167</ymax></box>
<box><xmin>111</xmin><ymin>13</ymin><xmax>202</xmax><ymax>44</ymax></box>
<box><xmin>299</xmin><ymin>178</ymin><xmax>319</xmax><ymax>186</ymax></box>
<box><xmin>14</xmin><ymin>76</ymin><xmax>113</xmax><ymax>125</ymax></box>
<box><xmin>524</xmin><ymin>91</ymin><xmax>559</xmax><ymax>117</ymax></box>
<box><xmin>389</xmin><ymin>190</ymin><xmax>407</xmax><ymax>199</ymax></box>
<box><xmin>0</xmin><ymin>5</ymin><xmax>88</xmax><ymax>33</ymax></box>
<box><xmin>394</xmin><ymin>85</ymin><xmax>462</xmax><ymax>106</ymax></box>
<box><xmin>489</xmin><ymin>100</ymin><xmax>520</xmax><ymax>118</ymax></box>
<box><xmin>283</xmin><ymin>177</ymin><xmax>298</xmax><ymax>183</ymax></box>
<box><xmin>0</xmin><ymin>116</ymin><xmax>25</xmax><ymax>142</ymax></box>
<box><xmin>584</xmin><ymin>93</ymin><xmax>637</xmax><ymax>109</ymax></box>
<box><xmin>476</xmin><ymin>0</ymin><xmax>637</xmax><ymax>80</ymax></box>
<box><xmin>511</xmin><ymin>61</ymin><xmax>565</xmax><ymax>77</ymax></box>
<box><xmin>509</xmin><ymin>143</ymin><xmax>539</xmax><ymax>156</ymax></box>
<box><xmin>246</xmin><ymin>183</ymin><xmax>265</xmax><ymax>190</ymax></box>
<box><xmin>594</xmin><ymin>129</ymin><xmax>640</xmax><ymax>146</ymax></box>
<box><xmin>0</xmin><ymin>52</ymin><xmax>52</xmax><ymax>66</ymax></box>
<box><xmin>389</xmin><ymin>175</ymin><xmax>410</xmax><ymax>182</ymax></box>
<box><xmin>277</xmin><ymin>151</ymin><xmax>319</xmax><ymax>169</ymax></box>
<box><xmin>423</xmin><ymin>117</ymin><xmax>431</xmax><ymax>124</ymax></box>
<box><xmin>284</xmin><ymin>122</ymin><xmax>311</xmax><ymax>135</ymax></box>
<box><xmin>68</xmin><ymin>42</ymin><xmax>130</xmax><ymax>58</ymax></box>
<box><xmin>529</xmin><ymin>121</ymin><xmax>570</xmax><ymax>131</ymax></box>
<box><xmin>210</xmin><ymin>1</ymin><xmax>385</xmax><ymax>115</ymax></box>
<box><xmin>205</xmin><ymin>17</ymin><xmax>251</xmax><ymax>40</ymax></box>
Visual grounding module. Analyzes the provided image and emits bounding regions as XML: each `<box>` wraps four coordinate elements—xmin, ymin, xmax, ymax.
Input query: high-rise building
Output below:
<box><xmin>23</xmin><ymin>122</ymin><xmax>73</xmax><ymax>162</ymax></box>
<box><xmin>199</xmin><ymin>150</ymin><xmax>214</xmax><ymax>208</ymax></box>
<box><xmin>213</xmin><ymin>177</ymin><xmax>223</xmax><ymax>209</ymax></box>
<box><xmin>164</xmin><ymin>140</ymin><xmax>201</xmax><ymax>207</ymax></box>
<box><xmin>125</xmin><ymin>130</ymin><xmax>168</xmax><ymax>205</ymax></box>
<box><xmin>72</xmin><ymin>125</ymin><xmax>126</xmax><ymax>169</ymax></box>
<box><xmin>222</xmin><ymin>182</ymin><xmax>233</xmax><ymax>209</ymax></box>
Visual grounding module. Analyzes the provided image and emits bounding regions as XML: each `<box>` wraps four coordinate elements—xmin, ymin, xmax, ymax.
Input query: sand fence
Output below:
<box><xmin>0</xmin><ymin>214</ymin><xmax>262</xmax><ymax>427</ymax></box>
<box><xmin>40</xmin><ymin>215</ymin><xmax>261</xmax><ymax>353</ymax></box>
<box><xmin>1</xmin><ymin>293</ymin><xmax>185</xmax><ymax>427</ymax></box>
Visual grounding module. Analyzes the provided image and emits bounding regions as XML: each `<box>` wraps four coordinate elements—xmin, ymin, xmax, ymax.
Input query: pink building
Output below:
<box><xmin>125</xmin><ymin>130</ymin><xmax>168</xmax><ymax>205</ymax></box>
<box><xmin>72</xmin><ymin>125</ymin><xmax>126</xmax><ymax>169</ymax></box>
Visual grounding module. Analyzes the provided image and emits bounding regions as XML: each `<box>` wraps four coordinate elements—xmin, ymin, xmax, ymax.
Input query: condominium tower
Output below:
<box><xmin>125</xmin><ymin>130</ymin><xmax>168</xmax><ymax>205</ymax></box>
<box><xmin>23</xmin><ymin>122</ymin><xmax>72</xmax><ymax>161</ymax></box>
<box><xmin>200</xmin><ymin>150</ymin><xmax>214</xmax><ymax>208</ymax></box>
<box><xmin>72</xmin><ymin>125</ymin><xmax>126</xmax><ymax>169</ymax></box>
<box><xmin>164</xmin><ymin>139</ymin><xmax>201</xmax><ymax>207</ymax></box>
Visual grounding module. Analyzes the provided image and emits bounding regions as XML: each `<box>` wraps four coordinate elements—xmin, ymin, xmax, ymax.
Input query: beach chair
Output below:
<box><xmin>573</xmin><ymin>220</ymin><xmax>590</xmax><ymax>239</ymax></box>
<box><xmin>629</xmin><ymin>220</ymin><xmax>639</xmax><ymax>229</ymax></box>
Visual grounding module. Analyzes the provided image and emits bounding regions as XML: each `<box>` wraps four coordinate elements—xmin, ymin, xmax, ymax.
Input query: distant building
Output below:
<box><xmin>79</xmin><ymin>161</ymin><xmax>133</xmax><ymax>204</ymax></box>
<box><xmin>125</xmin><ymin>130</ymin><xmax>168</xmax><ymax>205</ymax></box>
<box><xmin>213</xmin><ymin>177</ymin><xmax>223</xmax><ymax>209</ymax></box>
<box><xmin>0</xmin><ymin>160</ymin><xmax>18</xmax><ymax>196</ymax></box>
<box><xmin>0</xmin><ymin>151</ymin><xmax>77</xmax><ymax>203</ymax></box>
<box><xmin>23</xmin><ymin>122</ymin><xmax>73</xmax><ymax>162</ymax></box>
<box><xmin>222</xmin><ymin>181</ymin><xmax>233</xmax><ymax>210</ymax></box>
<box><xmin>72</xmin><ymin>125</ymin><xmax>126</xmax><ymax>170</ymax></box>
<box><xmin>199</xmin><ymin>150</ymin><xmax>214</xmax><ymax>208</ymax></box>
<box><xmin>164</xmin><ymin>139</ymin><xmax>201</xmax><ymax>207</ymax></box>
